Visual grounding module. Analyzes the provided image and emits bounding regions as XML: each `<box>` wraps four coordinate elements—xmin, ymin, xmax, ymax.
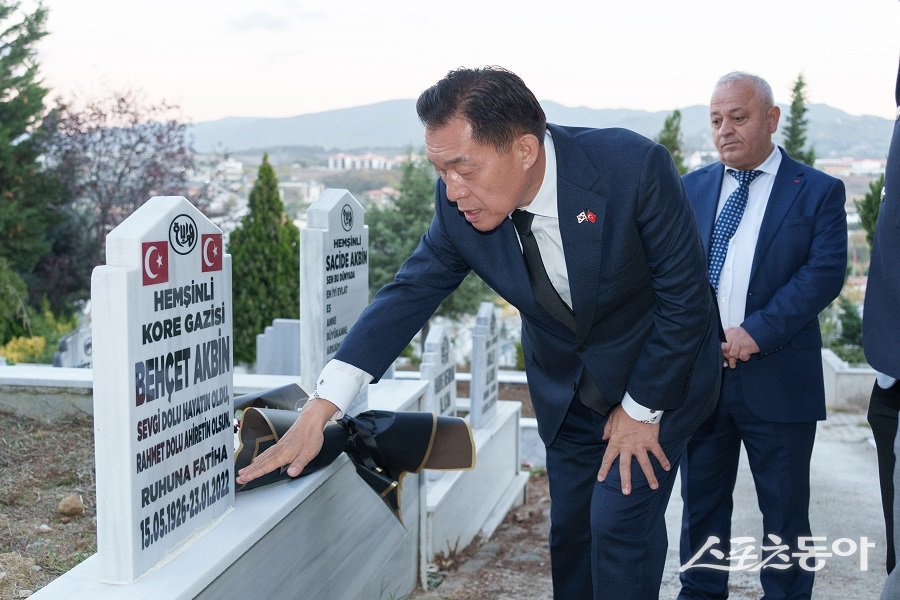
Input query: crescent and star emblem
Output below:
<box><xmin>144</xmin><ymin>245</ymin><xmax>162</xmax><ymax>279</ymax></box>
<box><xmin>203</xmin><ymin>236</ymin><xmax>218</xmax><ymax>268</ymax></box>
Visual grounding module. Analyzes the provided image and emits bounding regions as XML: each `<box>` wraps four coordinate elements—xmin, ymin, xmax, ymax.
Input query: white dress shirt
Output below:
<box><xmin>715</xmin><ymin>146</ymin><xmax>782</xmax><ymax>328</ymax></box>
<box><xmin>315</xmin><ymin>132</ymin><xmax>660</xmax><ymax>423</ymax></box>
<box><xmin>876</xmin><ymin>372</ymin><xmax>897</xmax><ymax>389</ymax></box>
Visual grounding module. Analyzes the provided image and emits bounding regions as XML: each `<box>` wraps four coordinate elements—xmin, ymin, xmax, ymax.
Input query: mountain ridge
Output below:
<box><xmin>189</xmin><ymin>99</ymin><xmax>894</xmax><ymax>159</ymax></box>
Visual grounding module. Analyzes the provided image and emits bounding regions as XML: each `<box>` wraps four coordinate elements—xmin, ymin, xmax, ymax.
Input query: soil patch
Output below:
<box><xmin>409</xmin><ymin>472</ymin><xmax>552</xmax><ymax>600</ymax></box>
<box><xmin>0</xmin><ymin>410</ymin><xmax>96</xmax><ymax>598</ymax></box>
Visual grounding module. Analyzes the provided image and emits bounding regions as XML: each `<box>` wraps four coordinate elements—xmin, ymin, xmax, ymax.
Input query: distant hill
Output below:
<box><xmin>189</xmin><ymin>100</ymin><xmax>894</xmax><ymax>159</ymax></box>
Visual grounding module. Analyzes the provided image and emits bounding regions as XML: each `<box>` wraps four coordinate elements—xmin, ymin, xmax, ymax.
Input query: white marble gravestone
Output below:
<box><xmin>91</xmin><ymin>196</ymin><xmax>234</xmax><ymax>583</ymax></box>
<box><xmin>53</xmin><ymin>325</ymin><xmax>93</xmax><ymax>368</ymax></box>
<box><xmin>255</xmin><ymin>318</ymin><xmax>301</xmax><ymax>375</ymax></box>
<box><xmin>468</xmin><ymin>302</ymin><xmax>499</xmax><ymax>429</ymax></box>
<box><xmin>419</xmin><ymin>325</ymin><xmax>456</xmax><ymax>417</ymax></box>
<box><xmin>300</xmin><ymin>189</ymin><xmax>369</xmax><ymax>415</ymax></box>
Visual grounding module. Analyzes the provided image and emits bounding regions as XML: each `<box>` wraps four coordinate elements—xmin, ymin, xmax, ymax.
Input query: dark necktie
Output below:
<box><xmin>511</xmin><ymin>209</ymin><xmax>576</xmax><ymax>332</ymax></box>
<box><xmin>511</xmin><ymin>210</ymin><xmax>610</xmax><ymax>413</ymax></box>
<box><xmin>708</xmin><ymin>169</ymin><xmax>762</xmax><ymax>291</ymax></box>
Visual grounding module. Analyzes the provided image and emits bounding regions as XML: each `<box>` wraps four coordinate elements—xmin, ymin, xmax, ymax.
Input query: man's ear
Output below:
<box><xmin>767</xmin><ymin>105</ymin><xmax>781</xmax><ymax>134</ymax></box>
<box><xmin>516</xmin><ymin>133</ymin><xmax>541</xmax><ymax>170</ymax></box>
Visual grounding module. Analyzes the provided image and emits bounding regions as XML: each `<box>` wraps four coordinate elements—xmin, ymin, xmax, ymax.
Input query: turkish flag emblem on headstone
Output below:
<box><xmin>201</xmin><ymin>233</ymin><xmax>223</xmax><ymax>272</ymax></box>
<box><xmin>142</xmin><ymin>241</ymin><xmax>169</xmax><ymax>286</ymax></box>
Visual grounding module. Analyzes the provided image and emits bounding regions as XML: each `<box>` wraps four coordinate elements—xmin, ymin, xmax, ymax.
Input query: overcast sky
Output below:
<box><xmin>32</xmin><ymin>0</ymin><xmax>900</xmax><ymax>123</ymax></box>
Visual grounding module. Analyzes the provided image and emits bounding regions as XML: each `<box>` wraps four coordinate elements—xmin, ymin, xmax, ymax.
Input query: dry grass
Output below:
<box><xmin>0</xmin><ymin>410</ymin><xmax>96</xmax><ymax>598</ymax></box>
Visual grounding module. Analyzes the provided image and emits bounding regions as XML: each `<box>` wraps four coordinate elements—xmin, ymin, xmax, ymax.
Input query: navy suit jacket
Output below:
<box><xmin>863</xmin><ymin>61</ymin><xmax>900</xmax><ymax>379</ymax></box>
<box><xmin>338</xmin><ymin>124</ymin><xmax>722</xmax><ymax>444</ymax></box>
<box><xmin>683</xmin><ymin>148</ymin><xmax>847</xmax><ymax>423</ymax></box>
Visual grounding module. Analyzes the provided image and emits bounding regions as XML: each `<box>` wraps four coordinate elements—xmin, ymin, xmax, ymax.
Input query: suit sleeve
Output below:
<box><xmin>335</xmin><ymin>182</ymin><xmax>469</xmax><ymax>382</ymax></box>
<box><xmin>626</xmin><ymin>144</ymin><xmax>714</xmax><ymax>407</ymax></box>
<box><xmin>740</xmin><ymin>177</ymin><xmax>847</xmax><ymax>352</ymax></box>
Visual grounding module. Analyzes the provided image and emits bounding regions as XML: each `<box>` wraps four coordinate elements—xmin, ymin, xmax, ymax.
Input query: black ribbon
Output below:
<box><xmin>233</xmin><ymin>385</ymin><xmax>475</xmax><ymax>524</ymax></box>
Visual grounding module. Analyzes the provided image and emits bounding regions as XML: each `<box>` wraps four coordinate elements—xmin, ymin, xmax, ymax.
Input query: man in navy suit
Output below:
<box><xmin>239</xmin><ymin>66</ymin><xmax>722</xmax><ymax>599</ymax></box>
<box><xmin>864</xmin><ymin>57</ymin><xmax>900</xmax><ymax>600</ymax></box>
<box><xmin>678</xmin><ymin>72</ymin><xmax>847</xmax><ymax>599</ymax></box>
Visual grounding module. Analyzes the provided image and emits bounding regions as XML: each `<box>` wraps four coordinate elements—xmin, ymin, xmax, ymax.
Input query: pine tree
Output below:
<box><xmin>655</xmin><ymin>109</ymin><xmax>688</xmax><ymax>175</ymax></box>
<box><xmin>837</xmin><ymin>296</ymin><xmax>862</xmax><ymax>347</ymax></box>
<box><xmin>783</xmin><ymin>74</ymin><xmax>816</xmax><ymax>166</ymax></box>
<box><xmin>0</xmin><ymin>2</ymin><xmax>60</xmax><ymax>279</ymax></box>
<box><xmin>855</xmin><ymin>174</ymin><xmax>884</xmax><ymax>250</ymax></box>
<box><xmin>0</xmin><ymin>256</ymin><xmax>29</xmax><ymax>344</ymax></box>
<box><xmin>227</xmin><ymin>155</ymin><xmax>300</xmax><ymax>365</ymax></box>
<box><xmin>367</xmin><ymin>156</ymin><xmax>436</xmax><ymax>293</ymax></box>
<box><xmin>366</xmin><ymin>155</ymin><xmax>494</xmax><ymax>348</ymax></box>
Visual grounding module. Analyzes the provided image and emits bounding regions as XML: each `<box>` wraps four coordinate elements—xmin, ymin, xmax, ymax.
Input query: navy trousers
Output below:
<box><xmin>678</xmin><ymin>370</ymin><xmax>817</xmax><ymax>600</ymax></box>
<box><xmin>868</xmin><ymin>381</ymin><xmax>900</xmax><ymax>575</ymax></box>
<box><xmin>545</xmin><ymin>397</ymin><xmax>687</xmax><ymax>600</ymax></box>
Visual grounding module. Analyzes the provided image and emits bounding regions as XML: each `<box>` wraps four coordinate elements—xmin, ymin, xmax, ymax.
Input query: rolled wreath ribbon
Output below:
<box><xmin>234</xmin><ymin>384</ymin><xmax>476</xmax><ymax>524</ymax></box>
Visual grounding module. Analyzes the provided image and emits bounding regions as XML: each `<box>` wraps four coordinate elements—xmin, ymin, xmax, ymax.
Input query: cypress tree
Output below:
<box><xmin>783</xmin><ymin>73</ymin><xmax>816</xmax><ymax>166</ymax></box>
<box><xmin>656</xmin><ymin>109</ymin><xmax>688</xmax><ymax>175</ymax></box>
<box><xmin>0</xmin><ymin>2</ymin><xmax>59</xmax><ymax>278</ymax></box>
<box><xmin>367</xmin><ymin>155</ymin><xmax>492</xmax><ymax>316</ymax></box>
<box><xmin>366</xmin><ymin>155</ymin><xmax>493</xmax><ymax>350</ymax></box>
<box><xmin>855</xmin><ymin>174</ymin><xmax>884</xmax><ymax>250</ymax></box>
<box><xmin>227</xmin><ymin>155</ymin><xmax>300</xmax><ymax>365</ymax></box>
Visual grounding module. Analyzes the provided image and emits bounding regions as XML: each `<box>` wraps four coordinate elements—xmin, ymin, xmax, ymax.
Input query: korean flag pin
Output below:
<box><xmin>576</xmin><ymin>210</ymin><xmax>587</xmax><ymax>223</ymax></box>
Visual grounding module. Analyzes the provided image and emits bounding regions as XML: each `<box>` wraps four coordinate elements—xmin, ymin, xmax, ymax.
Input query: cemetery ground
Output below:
<box><xmin>0</xmin><ymin>380</ymin><xmax>535</xmax><ymax>598</ymax></box>
<box><xmin>0</xmin><ymin>409</ymin><xmax>96</xmax><ymax>598</ymax></box>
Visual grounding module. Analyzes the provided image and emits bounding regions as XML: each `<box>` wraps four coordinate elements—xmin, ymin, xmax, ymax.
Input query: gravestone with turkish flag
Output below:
<box><xmin>91</xmin><ymin>196</ymin><xmax>234</xmax><ymax>583</ymax></box>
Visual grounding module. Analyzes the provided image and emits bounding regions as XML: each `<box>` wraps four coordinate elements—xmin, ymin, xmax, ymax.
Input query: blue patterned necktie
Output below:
<box><xmin>708</xmin><ymin>169</ymin><xmax>762</xmax><ymax>291</ymax></box>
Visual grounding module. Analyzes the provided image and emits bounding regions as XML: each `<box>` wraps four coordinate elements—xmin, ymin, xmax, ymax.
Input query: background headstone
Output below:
<box><xmin>91</xmin><ymin>196</ymin><xmax>234</xmax><ymax>582</ymax></box>
<box><xmin>300</xmin><ymin>189</ymin><xmax>369</xmax><ymax>415</ymax></box>
<box><xmin>255</xmin><ymin>318</ymin><xmax>301</xmax><ymax>375</ymax></box>
<box><xmin>468</xmin><ymin>302</ymin><xmax>499</xmax><ymax>429</ymax></box>
<box><xmin>53</xmin><ymin>325</ymin><xmax>93</xmax><ymax>368</ymax></box>
<box><xmin>419</xmin><ymin>325</ymin><xmax>456</xmax><ymax>417</ymax></box>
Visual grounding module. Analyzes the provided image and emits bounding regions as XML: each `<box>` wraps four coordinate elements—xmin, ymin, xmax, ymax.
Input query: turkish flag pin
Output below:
<box><xmin>587</xmin><ymin>211</ymin><xmax>597</xmax><ymax>223</ymax></box>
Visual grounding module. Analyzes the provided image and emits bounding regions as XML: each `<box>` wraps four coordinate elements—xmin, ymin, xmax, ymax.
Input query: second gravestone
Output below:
<box><xmin>91</xmin><ymin>197</ymin><xmax>234</xmax><ymax>583</ymax></box>
<box><xmin>300</xmin><ymin>189</ymin><xmax>369</xmax><ymax>415</ymax></box>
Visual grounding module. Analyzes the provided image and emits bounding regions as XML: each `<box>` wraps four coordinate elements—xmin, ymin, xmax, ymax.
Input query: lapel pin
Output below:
<box><xmin>576</xmin><ymin>210</ymin><xmax>587</xmax><ymax>223</ymax></box>
<box><xmin>587</xmin><ymin>211</ymin><xmax>597</xmax><ymax>223</ymax></box>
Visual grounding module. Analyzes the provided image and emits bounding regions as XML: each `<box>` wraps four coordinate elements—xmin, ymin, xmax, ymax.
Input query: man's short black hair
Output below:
<box><xmin>416</xmin><ymin>66</ymin><xmax>547</xmax><ymax>152</ymax></box>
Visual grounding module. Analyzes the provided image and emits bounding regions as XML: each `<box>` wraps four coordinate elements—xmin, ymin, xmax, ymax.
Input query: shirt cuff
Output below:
<box><xmin>620</xmin><ymin>392</ymin><xmax>663</xmax><ymax>424</ymax></box>
<box><xmin>876</xmin><ymin>372</ymin><xmax>898</xmax><ymax>390</ymax></box>
<box><xmin>311</xmin><ymin>359</ymin><xmax>372</xmax><ymax>419</ymax></box>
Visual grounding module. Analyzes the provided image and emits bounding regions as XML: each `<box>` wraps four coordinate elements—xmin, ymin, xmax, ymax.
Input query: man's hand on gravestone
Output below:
<box><xmin>236</xmin><ymin>398</ymin><xmax>339</xmax><ymax>484</ymax></box>
<box><xmin>596</xmin><ymin>405</ymin><xmax>669</xmax><ymax>496</ymax></box>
